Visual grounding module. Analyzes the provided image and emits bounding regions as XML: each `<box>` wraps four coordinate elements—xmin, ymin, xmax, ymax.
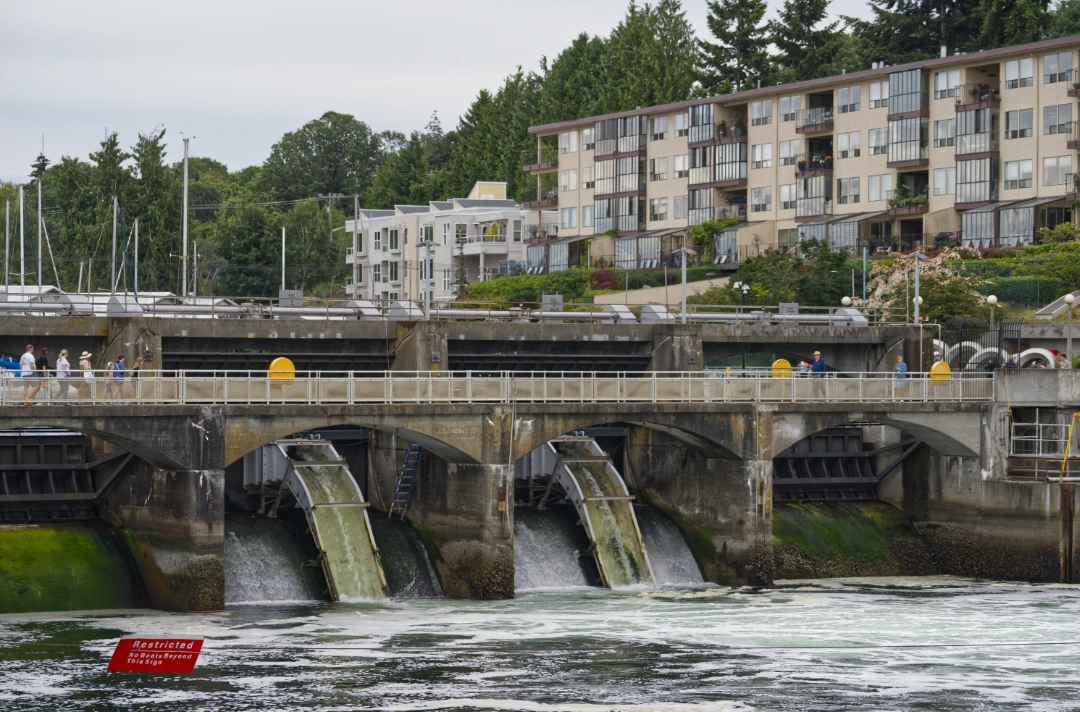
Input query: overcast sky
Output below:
<box><xmin>0</xmin><ymin>0</ymin><xmax>873</xmax><ymax>183</ymax></box>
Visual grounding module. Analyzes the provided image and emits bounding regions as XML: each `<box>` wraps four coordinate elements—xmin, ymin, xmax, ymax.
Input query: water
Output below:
<box><xmin>224</xmin><ymin>513</ymin><xmax>325</xmax><ymax>604</ymax></box>
<box><xmin>369</xmin><ymin>516</ymin><xmax>443</xmax><ymax>598</ymax></box>
<box><xmin>2</xmin><ymin>579</ymin><xmax>1079</xmax><ymax>710</ymax></box>
<box><xmin>514</xmin><ymin>507</ymin><xmax>592</xmax><ymax>589</ymax></box>
<box><xmin>634</xmin><ymin>505</ymin><xmax>704</xmax><ymax>586</ymax></box>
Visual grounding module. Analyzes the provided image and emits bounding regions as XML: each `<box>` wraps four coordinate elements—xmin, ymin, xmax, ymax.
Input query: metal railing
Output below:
<box><xmin>955</xmin><ymin>83</ymin><xmax>1000</xmax><ymax>105</ymax></box>
<box><xmin>0</xmin><ymin>370</ymin><xmax>995</xmax><ymax>406</ymax></box>
<box><xmin>795</xmin><ymin>107</ymin><xmax>834</xmax><ymax>130</ymax></box>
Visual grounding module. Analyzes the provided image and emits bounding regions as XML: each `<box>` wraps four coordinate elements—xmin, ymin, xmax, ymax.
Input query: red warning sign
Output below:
<box><xmin>107</xmin><ymin>636</ymin><xmax>204</xmax><ymax>673</ymax></box>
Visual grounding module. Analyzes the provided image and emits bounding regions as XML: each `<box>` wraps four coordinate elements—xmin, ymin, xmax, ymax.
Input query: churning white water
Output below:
<box><xmin>514</xmin><ymin>507</ymin><xmax>591</xmax><ymax>589</ymax></box>
<box><xmin>224</xmin><ymin>514</ymin><xmax>323</xmax><ymax>603</ymax></box>
<box><xmin>634</xmin><ymin>505</ymin><xmax>704</xmax><ymax>585</ymax></box>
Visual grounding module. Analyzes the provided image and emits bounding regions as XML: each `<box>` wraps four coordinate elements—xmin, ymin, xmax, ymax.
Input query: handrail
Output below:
<box><xmin>0</xmin><ymin>370</ymin><xmax>995</xmax><ymax>406</ymax></box>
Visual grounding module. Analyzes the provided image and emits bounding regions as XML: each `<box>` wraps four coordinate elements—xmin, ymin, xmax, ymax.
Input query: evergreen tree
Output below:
<box><xmin>604</xmin><ymin>0</ymin><xmax>697</xmax><ymax>111</ymax></box>
<box><xmin>698</xmin><ymin>0</ymin><xmax>772</xmax><ymax>94</ymax></box>
<box><xmin>1047</xmin><ymin>0</ymin><xmax>1080</xmax><ymax>37</ymax></box>
<box><xmin>846</xmin><ymin>0</ymin><xmax>985</xmax><ymax>66</ymax></box>
<box><xmin>30</xmin><ymin>153</ymin><xmax>50</xmax><ymax>182</ymax></box>
<box><xmin>976</xmin><ymin>0</ymin><xmax>1050</xmax><ymax>49</ymax></box>
<box><xmin>769</xmin><ymin>0</ymin><xmax>842</xmax><ymax>83</ymax></box>
<box><xmin>130</xmin><ymin>128</ymin><xmax>181</xmax><ymax>291</ymax></box>
<box><xmin>366</xmin><ymin>133</ymin><xmax>431</xmax><ymax>208</ymax></box>
<box><xmin>535</xmin><ymin>33</ymin><xmax>612</xmax><ymax>124</ymax></box>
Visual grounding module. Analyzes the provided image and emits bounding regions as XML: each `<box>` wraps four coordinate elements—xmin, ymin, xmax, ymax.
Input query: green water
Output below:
<box><xmin>291</xmin><ymin>451</ymin><xmax>386</xmax><ymax>600</ymax></box>
<box><xmin>0</xmin><ymin>522</ymin><xmax>148</xmax><ymax>613</ymax></box>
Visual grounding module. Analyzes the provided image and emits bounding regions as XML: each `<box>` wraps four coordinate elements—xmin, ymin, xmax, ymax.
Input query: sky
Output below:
<box><xmin>0</xmin><ymin>0</ymin><xmax>874</xmax><ymax>183</ymax></box>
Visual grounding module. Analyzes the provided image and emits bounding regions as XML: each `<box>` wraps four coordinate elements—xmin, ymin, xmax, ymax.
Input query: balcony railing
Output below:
<box><xmin>522</xmin><ymin>146</ymin><xmax>559</xmax><ymax>172</ymax></box>
<box><xmin>795</xmin><ymin>107</ymin><xmax>834</xmax><ymax>131</ymax></box>
<box><xmin>716</xmin><ymin>125</ymin><xmax>748</xmax><ymax>141</ymax></box>
<box><xmin>521</xmin><ymin>187</ymin><xmax>559</xmax><ymax>208</ymax></box>
<box><xmin>955</xmin><ymin>83</ymin><xmax>1000</xmax><ymax>107</ymax></box>
<box><xmin>887</xmin><ymin>139</ymin><xmax>929</xmax><ymax>164</ymax></box>
<box><xmin>1044</xmin><ymin>67</ymin><xmax>1076</xmax><ymax>84</ymax></box>
<box><xmin>1046</xmin><ymin>119</ymin><xmax>1076</xmax><ymax>136</ymax></box>
<box><xmin>794</xmin><ymin>153</ymin><xmax>833</xmax><ymax>173</ymax></box>
<box><xmin>688</xmin><ymin>123</ymin><xmax>714</xmax><ymax>144</ymax></box>
<box><xmin>715</xmin><ymin>205</ymin><xmax>747</xmax><ymax>222</ymax></box>
<box><xmin>688</xmin><ymin>166</ymin><xmax>713</xmax><ymax>185</ymax></box>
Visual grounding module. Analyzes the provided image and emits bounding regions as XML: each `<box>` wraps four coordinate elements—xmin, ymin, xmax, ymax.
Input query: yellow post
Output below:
<box><xmin>268</xmin><ymin>357</ymin><xmax>296</xmax><ymax>380</ymax></box>
<box><xmin>771</xmin><ymin>358</ymin><xmax>792</xmax><ymax>378</ymax></box>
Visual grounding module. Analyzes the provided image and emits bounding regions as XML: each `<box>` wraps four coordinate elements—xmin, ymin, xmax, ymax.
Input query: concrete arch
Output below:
<box><xmin>510</xmin><ymin>410</ymin><xmax>747</xmax><ymax>462</ymax></box>
<box><xmin>223</xmin><ymin>413</ymin><xmax>482</xmax><ymax>468</ymax></box>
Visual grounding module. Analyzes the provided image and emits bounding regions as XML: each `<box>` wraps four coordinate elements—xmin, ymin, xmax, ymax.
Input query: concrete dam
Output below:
<box><xmin>0</xmin><ymin>314</ymin><xmax>1078</xmax><ymax>612</ymax></box>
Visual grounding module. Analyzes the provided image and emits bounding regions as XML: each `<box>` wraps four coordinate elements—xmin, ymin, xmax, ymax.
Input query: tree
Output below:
<box><xmin>535</xmin><ymin>33</ymin><xmax>612</xmax><ymax>124</ymax></box>
<box><xmin>794</xmin><ymin>238</ymin><xmax>851</xmax><ymax>306</ymax></box>
<box><xmin>975</xmin><ymin>0</ymin><xmax>1050</xmax><ymax>49</ymax></box>
<box><xmin>698</xmin><ymin>0</ymin><xmax>772</xmax><ymax>94</ymax></box>
<box><xmin>1047</xmin><ymin>0</ymin><xmax>1080</xmax><ymax>37</ymax></box>
<box><xmin>1017</xmin><ymin>242</ymin><xmax>1080</xmax><ymax>290</ymax></box>
<box><xmin>867</xmin><ymin>246</ymin><xmax>988</xmax><ymax>321</ymax></box>
<box><xmin>130</xmin><ymin>128</ymin><xmax>181</xmax><ymax>292</ymax></box>
<box><xmin>366</xmin><ymin>133</ymin><xmax>432</xmax><ymax>208</ymax></box>
<box><xmin>604</xmin><ymin>0</ymin><xmax>698</xmax><ymax>111</ymax></box>
<box><xmin>770</xmin><ymin>0</ymin><xmax>843</xmax><ymax>83</ymax></box>
<box><xmin>211</xmin><ymin>204</ymin><xmax>282</xmax><ymax>297</ymax></box>
<box><xmin>259</xmin><ymin>112</ymin><xmax>387</xmax><ymax>204</ymax></box>
<box><xmin>845</xmin><ymin>0</ymin><xmax>982</xmax><ymax>67</ymax></box>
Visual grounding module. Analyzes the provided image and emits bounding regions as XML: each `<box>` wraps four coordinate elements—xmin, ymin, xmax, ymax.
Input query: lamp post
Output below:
<box><xmin>734</xmin><ymin>280</ymin><xmax>750</xmax><ymax>370</ymax></box>
<box><xmin>987</xmin><ymin>294</ymin><xmax>998</xmax><ymax>327</ymax></box>
<box><xmin>1065</xmin><ymin>293</ymin><xmax>1075</xmax><ymax>368</ymax></box>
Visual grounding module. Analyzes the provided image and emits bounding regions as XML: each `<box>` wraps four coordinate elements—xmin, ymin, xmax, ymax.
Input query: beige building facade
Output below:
<box><xmin>524</xmin><ymin>36</ymin><xmax>1080</xmax><ymax>269</ymax></box>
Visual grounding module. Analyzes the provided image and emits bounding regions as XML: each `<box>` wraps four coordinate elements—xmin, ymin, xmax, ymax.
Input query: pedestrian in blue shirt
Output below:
<box><xmin>811</xmin><ymin>350</ymin><xmax>826</xmax><ymax>399</ymax></box>
<box><xmin>893</xmin><ymin>355</ymin><xmax>908</xmax><ymax>401</ymax></box>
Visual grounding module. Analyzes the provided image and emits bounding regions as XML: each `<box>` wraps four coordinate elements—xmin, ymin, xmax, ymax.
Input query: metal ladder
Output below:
<box><xmin>388</xmin><ymin>443</ymin><xmax>422</xmax><ymax>518</ymax></box>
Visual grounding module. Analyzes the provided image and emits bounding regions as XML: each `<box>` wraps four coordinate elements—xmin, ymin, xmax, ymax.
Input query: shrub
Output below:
<box><xmin>589</xmin><ymin>270</ymin><xmax>619</xmax><ymax>291</ymax></box>
<box><xmin>986</xmin><ymin>276</ymin><xmax>1066</xmax><ymax>306</ymax></box>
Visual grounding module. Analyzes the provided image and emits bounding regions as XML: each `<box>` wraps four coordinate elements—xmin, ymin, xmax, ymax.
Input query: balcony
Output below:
<box><xmin>345</xmin><ymin>247</ymin><xmax>365</xmax><ymax>265</ymax></box>
<box><xmin>954</xmin><ymin>83</ymin><xmax>1000</xmax><ymax>111</ymax></box>
<box><xmin>794</xmin><ymin>153</ymin><xmax>833</xmax><ymax>178</ymax></box>
<box><xmin>522</xmin><ymin>146</ymin><xmax>559</xmax><ymax>174</ymax></box>
<box><xmin>795</xmin><ymin>107</ymin><xmax>834</xmax><ymax>134</ymax></box>
<box><xmin>715</xmin><ymin>205</ymin><xmax>747</xmax><ymax>223</ymax></box>
<box><xmin>716</xmin><ymin>125</ymin><xmax>748</xmax><ymax>144</ymax></box>
<box><xmin>885</xmin><ymin>195</ymin><xmax>929</xmax><ymax>217</ymax></box>
<box><xmin>525</xmin><ymin>223</ymin><xmax>559</xmax><ymax>244</ymax></box>
<box><xmin>521</xmin><ymin>187</ymin><xmax>559</xmax><ymax>210</ymax></box>
<box><xmin>688</xmin><ymin>123</ymin><xmax>714</xmax><ymax>145</ymax></box>
<box><xmin>886</xmin><ymin>139</ymin><xmax>929</xmax><ymax>168</ymax></box>
<box><xmin>795</xmin><ymin>197</ymin><xmax>833</xmax><ymax>222</ymax></box>
<box><xmin>955</xmin><ymin>131</ymin><xmax>1000</xmax><ymax>158</ymax></box>
<box><xmin>1067</xmin><ymin>77</ymin><xmax>1080</xmax><ymax>97</ymax></box>
<box><xmin>462</xmin><ymin>233</ymin><xmax>513</xmax><ymax>256</ymax></box>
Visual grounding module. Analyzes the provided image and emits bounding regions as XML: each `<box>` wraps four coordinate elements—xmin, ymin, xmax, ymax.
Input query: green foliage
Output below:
<box><xmin>986</xmin><ymin>276</ymin><xmax>1066</xmax><ymax>305</ymax></box>
<box><xmin>769</xmin><ymin>0</ymin><xmax>842</xmax><ymax>83</ymax></box>
<box><xmin>463</xmin><ymin>270</ymin><xmax>591</xmax><ymax>304</ymax></box>
<box><xmin>698</xmin><ymin>0</ymin><xmax>772</xmax><ymax>93</ymax></box>
<box><xmin>977</xmin><ymin>0</ymin><xmax>1049</xmax><ymax>49</ymax></box>
<box><xmin>1016</xmin><ymin>241</ymin><xmax>1080</xmax><ymax>289</ymax></box>
<box><xmin>1046</xmin><ymin>0</ymin><xmax>1080</xmax><ymax>37</ymax></box>
<box><xmin>844</xmin><ymin>0</ymin><xmax>982</xmax><ymax>68</ymax></box>
<box><xmin>1037</xmin><ymin>221</ymin><xmax>1080</xmax><ymax>243</ymax></box>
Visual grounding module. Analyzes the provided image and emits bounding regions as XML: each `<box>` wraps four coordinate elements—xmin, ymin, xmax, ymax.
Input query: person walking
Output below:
<box><xmin>78</xmin><ymin>351</ymin><xmax>94</xmax><ymax>403</ymax></box>
<box><xmin>113</xmin><ymin>355</ymin><xmax>127</xmax><ymax>402</ymax></box>
<box><xmin>36</xmin><ymin>348</ymin><xmax>51</xmax><ymax>403</ymax></box>
<box><xmin>128</xmin><ymin>356</ymin><xmax>145</xmax><ymax>401</ymax></box>
<box><xmin>811</xmin><ymin>350</ymin><xmax>827</xmax><ymax>400</ymax></box>
<box><xmin>893</xmin><ymin>355</ymin><xmax>908</xmax><ymax>401</ymax></box>
<box><xmin>55</xmin><ymin>349</ymin><xmax>72</xmax><ymax>404</ymax></box>
<box><xmin>20</xmin><ymin>344</ymin><xmax>38</xmax><ymax>405</ymax></box>
<box><xmin>104</xmin><ymin>361</ymin><xmax>116</xmax><ymax>400</ymax></box>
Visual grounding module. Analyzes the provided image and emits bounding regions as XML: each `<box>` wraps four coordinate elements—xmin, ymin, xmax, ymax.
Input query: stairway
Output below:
<box><xmin>388</xmin><ymin>443</ymin><xmax>423</xmax><ymax>518</ymax></box>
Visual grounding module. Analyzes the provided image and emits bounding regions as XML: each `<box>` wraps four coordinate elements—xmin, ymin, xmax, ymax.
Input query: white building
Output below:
<box><xmin>344</xmin><ymin>181</ymin><xmax>532</xmax><ymax>302</ymax></box>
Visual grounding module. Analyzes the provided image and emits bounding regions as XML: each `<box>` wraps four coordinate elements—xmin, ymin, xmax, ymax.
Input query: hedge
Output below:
<box><xmin>985</xmin><ymin>276</ymin><xmax>1066</xmax><ymax>306</ymax></box>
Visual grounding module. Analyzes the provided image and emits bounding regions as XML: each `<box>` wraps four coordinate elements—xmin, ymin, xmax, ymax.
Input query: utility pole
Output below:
<box><xmin>134</xmin><ymin>218</ymin><xmax>139</xmax><ymax>293</ymax></box>
<box><xmin>19</xmin><ymin>186</ymin><xmax>25</xmax><ymax>288</ymax></box>
<box><xmin>111</xmin><ymin>195</ymin><xmax>118</xmax><ymax>292</ymax></box>
<box><xmin>36</xmin><ymin>175</ymin><xmax>42</xmax><ymax>285</ymax></box>
<box><xmin>353</xmin><ymin>194</ymin><xmax>360</xmax><ymax>295</ymax></box>
<box><xmin>182</xmin><ymin>137</ymin><xmax>190</xmax><ymax>297</ymax></box>
<box><xmin>281</xmin><ymin>227</ymin><xmax>286</xmax><ymax>291</ymax></box>
<box><xmin>193</xmin><ymin>242</ymin><xmax>198</xmax><ymax>298</ymax></box>
<box><xmin>4</xmin><ymin>200</ymin><xmax>8</xmax><ymax>290</ymax></box>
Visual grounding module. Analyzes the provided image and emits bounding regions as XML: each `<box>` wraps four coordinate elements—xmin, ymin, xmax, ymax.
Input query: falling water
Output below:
<box><xmin>633</xmin><ymin>505</ymin><xmax>704</xmax><ymax>585</ymax></box>
<box><xmin>513</xmin><ymin>507</ymin><xmax>593</xmax><ymax>589</ymax></box>
<box><xmin>224</xmin><ymin>513</ymin><xmax>325</xmax><ymax>604</ymax></box>
<box><xmin>368</xmin><ymin>516</ymin><xmax>443</xmax><ymax>598</ymax></box>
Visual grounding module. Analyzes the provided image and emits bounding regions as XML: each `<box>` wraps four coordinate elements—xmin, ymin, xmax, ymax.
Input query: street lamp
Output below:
<box><xmin>841</xmin><ymin>296</ymin><xmax>852</xmax><ymax>307</ymax></box>
<box><xmin>987</xmin><ymin>294</ymin><xmax>998</xmax><ymax>326</ymax></box>
<box><xmin>733</xmin><ymin>280</ymin><xmax>751</xmax><ymax>370</ymax></box>
<box><xmin>1065</xmin><ymin>293</ymin><xmax>1075</xmax><ymax>368</ymax></box>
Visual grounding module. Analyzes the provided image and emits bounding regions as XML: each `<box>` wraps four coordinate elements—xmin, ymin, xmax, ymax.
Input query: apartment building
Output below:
<box><xmin>525</xmin><ymin>35</ymin><xmax>1080</xmax><ymax>267</ymax></box>
<box><xmin>344</xmin><ymin>181</ymin><xmax>530</xmax><ymax>302</ymax></box>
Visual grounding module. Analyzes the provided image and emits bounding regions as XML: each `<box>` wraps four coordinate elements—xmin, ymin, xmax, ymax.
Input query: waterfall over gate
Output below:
<box><xmin>513</xmin><ymin>507</ymin><xmax>593</xmax><ymax>589</ymax></box>
<box><xmin>224</xmin><ymin>513</ymin><xmax>325</xmax><ymax>603</ymax></box>
<box><xmin>633</xmin><ymin>505</ymin><xmax>704</xmax><ymax>585</ymax></box>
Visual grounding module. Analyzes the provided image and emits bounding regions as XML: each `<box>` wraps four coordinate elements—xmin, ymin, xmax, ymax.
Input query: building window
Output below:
<box><xmin>616</xmin><ymin>155</ymin><xmax>646</xmax><ymax>192</ymax></box>
<box><xmin>869</xmin><ymin>81</ymin><xmax>889</xmax><ymax>109</ymax></box>
<box><xmin>674</xmin><ymin>195</ymin><xmax>688</xmax><ymax>219</ymax></box>
<box><xmin>650</xmin><ymin>197</ymin><xmax>668</xmax><ymax>221</ymax></box>
<box><xmin>869</xmin><ymin>173</ymin><xmax>894</xmax><ymax>201</ymax></box>
<box><xmin>561</xmin><ymin>168</ymin><xmax>578</xmax><ymax>192</ymax></box>
<box><xmin>933</xmin><ymin>70</ymin><xmax>960</xmax><ymax>99</ymax></box>
<box><xmin>1043</xmin><ymin>155</ymin><xmax>1073</xmax><ymax>186</ymax></box>
<box><xmin>582</xmin><ymin>128</ymin><xmax>595</xmax><ymax>150</ymax></box>
<box><xmin>650</xmin><ymin>157</ymin><xmax>668</xmax><ymax>181</ymax></box>
<box><xmin>422</xmin><ymin>225</ymin><xmax>434</xmax><ymax>243</ymax></box>
<box><xmin>442</xmin><ymin>222</ymin><xmax>449</xmax><ymax>245</ymax></box>
<box><xmin>616</xmin><ymin>196</ymin><xmax>645</xmax><ymax>232</ymax></box>
<box><xmin>560</xmin><ymin>131</ymin><xmax>578</xmax><ymax>153</ymax></box>
<box><xmin>355</xmin><ymin>231</ymin><xmax>364</xmax><ymax>254</ymax></box>
<box><xmin>780</xmin><ymin>95</ymin><xmax>801</xmax><ymax>122</ymax></box>
<box><xmin>837</xmin><ymin>177</ymin><xmax>860</xmax><ymax>204</ymax></box>
<box><xmin>716</xmin><ymin>143</ymin><xmax>747</xmax><ymax>182</ymax></box>
<box><xmin>442</xmin><ymin>269</ymin><xmax>451</xmax><ymax>291</ymax></box>
<box><xmin>751</xmin><ymin>187</ymin><xmax>772</xmax><ymax>212</ymax></box>
<box><xmin>514</xmin><ymin>220</ymin><xmax>522</xmax><ymax>242</ymax></box>
<box><xmin>373</xmin><ymin>264</ymin><xmax>381</xmax><ymax>283</ymax></box>
<box><xmin>388</xmin><ymin>292</ymin><xmax>399</xmax><ymax>301</ymax></box>
<box><xmin>1005</xmin><ymin>109</ymin><xmax>1033</xmax><ymax>139</ymax></box>
<box><xmin>779</xmin><ymin>140</ymin><xmax>800</xmax><ymax>166</ymax></box>
<box><xmin>751</xmin><ymin>143</ymin><xmax>772</xmax><ymax>169</ymax></box>
<box><xmin>887</xmin><ymin>116</ymin><xmax>928</xmax><ymax>164</ymax></box>
<box><xmin>932</xmin><ymin>167</ymin><xmax>956</xmax><ymax>195</ymax></box>
<box><xmin>838</xmin><ymin>85</ymin><xmax>861</xmax><ymax>113</ymax></box>
<box><xmin>1043</xmin><ymin>104</ymin><xmax>1073</xmax><ymax>135</ymax></box>
<box><xmin>1044</xmin><ymin>51</ymin><xmax>1074</xmax><ymax>83</ymax></box>
<box><xmin>1005</xmin><ymin>58</ymin><xmax>1034</xmax><ymax>89</ymax></box>
<box><xmin>388</xmin><ymin>260</ymin><xmax>400</xmax><ymax>283</ymax></box>
<box><xmin>689</xmin><ymin>146</ymin><xmax>712</xmax><ymax>184</ymax></box>
<box><xmin>455</xmin><ymin>223</ymin><xmax>467</xmax><ymax>244</ymax></box>
<box><xmin>594</xmin><ymin>198</ymin><xmax>614</xmax><ymax>233</ymax></box>
<box><xmin>932</xmin><ymin>119</ymin><xmax>956</xmax><ymax>148</ymax></box>
<box><xmin>560</xmin><ymin>207</ymin><xmax>577</xmax><ymax>229</ymax></box>
<box><xmin>389</xmin><ymin>229</ymin><xmax>400</xmax><ymax>250</ymax></box>
<box><xmin>594</xmin><ymin>159</ymin><xmax>615</xmax><ymax>195</ymax></box>
<box><xmin>582</xmin><ymin>166</ymin><xmax>595</xmax><ymax>189</ymax></box>
<box><xmin>751</xmin><ymin>100</ymin><xmax>773</xmax><ymax>126</ymax></box>
<box><xmin>674</xmin><ymin>112</ymin><xmax>688</xmax><ymax>137</ymax></box>
<box><xmin>956</xmin><ymin>157</ymin><xmax>998</xmax><ymax>203</ymax></box>
<box><xmin>775</xmin><ymin>184</ymin><xmax>794</xmax><ymax>211</ymax></box>
<box><xmin>888</xmin><ymin>68</ymin><xmax>928</xmax><ymax>114</ymax></box>
<box><xmin>650</xmin><ymin>116</ymin><xmax>668</xmax><ymax>140</ymax></box>
<box><xmin>836</xmin><ymin>132</ymin><xmax>860</xmax><ymax>158</ymax></box>
<box><xmin>374</xmin><ymin>229</ymin><xmax>382</xmax><ymax>251</ymax></box>
<box><xmin>688</xmin><ymin>188</ymin><xmax>713</xmax><ymax>226</ymax></box>
<box><xmin>869</xmin><ymin>128</ymin><xmax>888</xmax><ymax>155</ymax></box>
<box><xmin>1004</xmin><ymin>160</ymin><xmax>1033</xmax><ymax>189</ymax></box>
<box><xmin>674</xmin><ymin>154</ymin><xmax>689</xmax><ymax>178</ymax></box>
<box><xmin>582</xmin><ymin>204</ymin><xmax>594</xmax><ymax>227</ymax></box>
<box><xmin>689</xmin><ymin>104</ymin><xmax>713</xmax><ymax>143</ymax></box>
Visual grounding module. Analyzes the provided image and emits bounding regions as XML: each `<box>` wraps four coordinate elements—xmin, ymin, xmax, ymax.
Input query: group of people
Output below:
<box><xmin>17</xmin><ymin>344</ymin><xmax>144</xmax><ymax>405</ymax></box>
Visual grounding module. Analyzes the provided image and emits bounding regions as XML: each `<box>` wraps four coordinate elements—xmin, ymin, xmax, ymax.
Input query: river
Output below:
<box><xmin>1</xmin><ymin>577</ymin><xmax>1078</xmax><ymax>710</ymax></box>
